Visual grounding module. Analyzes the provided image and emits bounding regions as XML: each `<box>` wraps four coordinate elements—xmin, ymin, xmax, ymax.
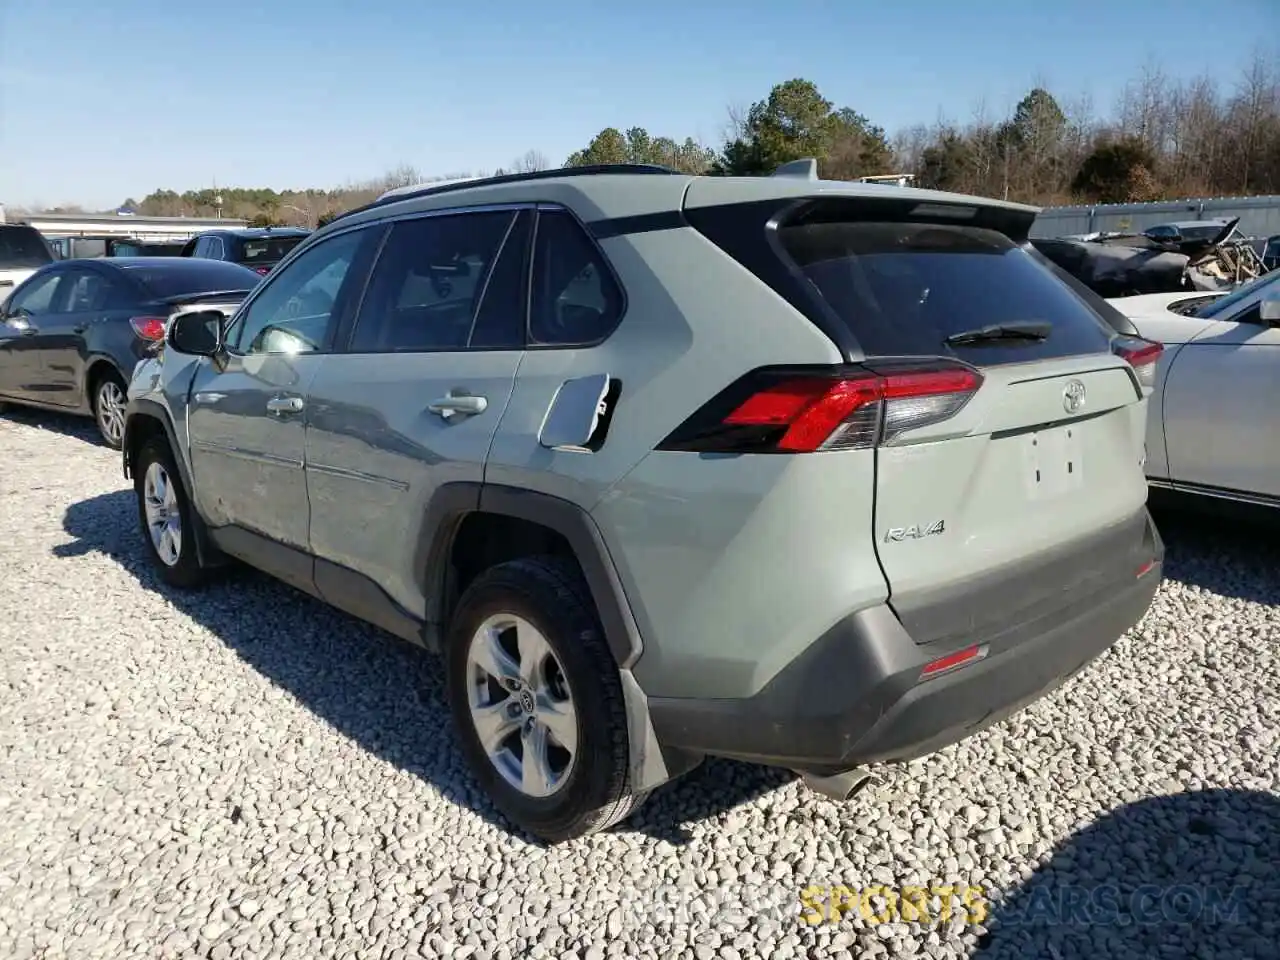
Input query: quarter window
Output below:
<box><xmin>528</xmin><ymin>209</ymin><xmax>623</xmax><ymax>347</ymax></box>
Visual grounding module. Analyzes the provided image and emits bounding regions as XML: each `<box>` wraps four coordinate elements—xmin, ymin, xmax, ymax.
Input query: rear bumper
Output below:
<box><xmin>648</xmin><ymin>509</ymin><xmax>1163</xmax><ymax>774</ymax></box>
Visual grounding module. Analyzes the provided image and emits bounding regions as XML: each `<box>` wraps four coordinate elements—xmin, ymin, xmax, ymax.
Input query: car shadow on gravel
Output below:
<box><xmin>970</xmin><ymin>788</ymin><xmax>1279</xmax><ymax>959</ymax></box>
<box><xmin>1150</xmin><ymin>506</ymin><xmax>1280</xmax><ymax>607</ymax></box>
<box><xmin>55</xmin><ymin>489</ymin><xmax>788</xmax><ymax>845</ymax></box>
<box><xmin>0</xmin><ymin>405</ymin><xmax>106</xmax><ymax>447</ymax></box>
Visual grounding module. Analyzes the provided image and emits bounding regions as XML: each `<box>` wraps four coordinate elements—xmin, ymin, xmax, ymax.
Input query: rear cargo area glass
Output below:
<box><xmin>239</xmin><ymin>237</ymin><xmax>305</xmax><ymax>264</ymax></box>
<box><xmin>778</xmin><ymin>220</ymin><xmax>1116</xmax><ymax>365</ymax></box>
<box><xmin>0</xmin><ymin>226</ymin><xmax>54</xmax><ymax>269</ymax></box>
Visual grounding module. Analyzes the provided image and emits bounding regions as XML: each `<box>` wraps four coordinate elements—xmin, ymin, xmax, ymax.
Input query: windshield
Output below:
<box><xmin>0</xmin><ymin>226</ymin><xmax>55</xmax><ymax>269</ymax></box>
<box><xmin>1194</xmin><ymin>269</ymin><xmax>1280</xmax><ymax>319</ymax></box>
<box><xmin>237</xmin><ymin>236</ymin><xmax>306</xmax><ymax>264</ymax></box>
<box><xmin>1177</xmin><ymin>224</ymin><xmax>1227</xmax><ymax>241</ymax></box>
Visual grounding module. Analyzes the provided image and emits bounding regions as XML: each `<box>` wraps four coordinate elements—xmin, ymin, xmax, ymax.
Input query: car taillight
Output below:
<box><xmin>1112</xmin><ymin>335</ymin><xmax>1163</xmax><ymax>390</ymax></box>
<box><xmin>254</xmin><ymin>266</ymin><xmax>270</xmax><ymax>276</ymax></box>
<box><xmin>129</xmin><ymin>316</ymin><xmax>168</xmax><ymax>341</ymax></box>
<box><xmin>657</xmin><ymin>360</ymin><xmax>984</xmax><ymax>454</ymax></box>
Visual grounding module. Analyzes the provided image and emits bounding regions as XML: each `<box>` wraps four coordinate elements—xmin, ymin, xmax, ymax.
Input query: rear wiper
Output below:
<box><xmin>944</xmin><ymin>321</ymin><xmax>1052</xmax><ymax>346</ymax></box>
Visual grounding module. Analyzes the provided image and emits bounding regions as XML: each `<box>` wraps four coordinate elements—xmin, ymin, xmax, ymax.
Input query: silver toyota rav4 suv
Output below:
<box><xmin>123</xmin><ymin>161</ymin><xmax>1165</xmax><ymax>842</ymax></box>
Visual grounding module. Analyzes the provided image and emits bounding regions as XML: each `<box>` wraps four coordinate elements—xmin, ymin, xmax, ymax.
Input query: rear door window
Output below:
<box><xmin>238</xmin><ymin>236</ymin><xmax>306</xmax><ymax>265</ymax></box>
<box><xmin>61</xmin><ymin>269</ymin><xmax>118</xmax><ymax>312</ymax></box>
<box><xmin>778</xmin><ymin>219</ymin><xmax>1116</xmax><ymax>366</ymax></box>
<box><xmin>348</xmin><ymin>210</ymin><xmax>516</xmax><ymax>353</ymax></box>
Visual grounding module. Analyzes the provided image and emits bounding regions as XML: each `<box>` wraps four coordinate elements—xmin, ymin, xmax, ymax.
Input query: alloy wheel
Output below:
<box><xmin>96</xmin><ymin>380</ymin><xmax>126</xmax><ymax>446</ymax></box>
<box><xmin>464</xmin><ymin>613</ymin><xmax>579</xmax><ymax>798</ymax></box>
<box><xmin>142</xmin><ymin>461</ymin><xmax>182</xmax><ymax>567</ymax></box>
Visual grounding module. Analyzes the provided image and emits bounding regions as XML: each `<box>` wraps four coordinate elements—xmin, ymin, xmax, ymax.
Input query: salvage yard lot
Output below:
<box><xmin>0</xmin><ymin>409</ymin><xmax>1277</xmax><ymax>960</ymax></box>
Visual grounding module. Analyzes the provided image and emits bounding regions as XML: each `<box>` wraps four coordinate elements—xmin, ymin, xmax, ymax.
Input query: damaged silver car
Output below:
<box><xmin>1030</xmin><ymin>216</ymin><xmax>1270</xmax><ymax>298</ymax></box>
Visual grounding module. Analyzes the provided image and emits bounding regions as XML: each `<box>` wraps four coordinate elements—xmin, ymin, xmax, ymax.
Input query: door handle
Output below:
<box><xmin>428</xmin><ymin>391</ymin><xmax>488</xmax><ymax>420</ymax></box>
<box><xmin>266</xmin><ymin>395</ymin><xmax>305</xmax><ymax>415</ymax></box>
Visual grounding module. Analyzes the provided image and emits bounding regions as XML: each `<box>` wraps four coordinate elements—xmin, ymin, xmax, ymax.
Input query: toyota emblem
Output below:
<box><xmin>1063</xmin><ymin>379</ymin><xmax>1086</xmax><ymax>414</ymax></box>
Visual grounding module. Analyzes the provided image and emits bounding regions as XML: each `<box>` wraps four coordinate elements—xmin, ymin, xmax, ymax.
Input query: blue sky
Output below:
<box><xmin>1</xmin><ymin>0</ymin><xmax>1275</xmax><ymax>209</ymax></box>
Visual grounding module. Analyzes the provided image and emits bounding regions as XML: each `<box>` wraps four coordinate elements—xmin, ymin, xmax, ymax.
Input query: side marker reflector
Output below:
<box><xmin>919</xmin><ymin>643</ymin><xmax>987</xmax><ymax>681</ymax></box>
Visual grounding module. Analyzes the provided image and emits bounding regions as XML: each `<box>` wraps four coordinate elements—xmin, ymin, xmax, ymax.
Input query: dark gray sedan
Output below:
<box><xmin>0</xmin><ymin>257</ymin><xmax>260</xmax><ymax>448</ymax></box>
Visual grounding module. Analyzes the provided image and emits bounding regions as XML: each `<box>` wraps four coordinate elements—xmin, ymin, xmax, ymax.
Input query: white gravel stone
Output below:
<box><xmin>0</xmin><ymin>410</ymin><xmax>1276</xmax><ymax>960</ymax></box>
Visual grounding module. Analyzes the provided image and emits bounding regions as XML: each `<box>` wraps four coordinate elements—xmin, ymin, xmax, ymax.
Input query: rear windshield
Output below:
<box><xmin>0</xmin><ymin>226</ymin><xmax>55</xmax><ymax>269</ymax></box>
<box><xmin>778</xmin><ymin>220</ymin><xmax>1116</xmax><ymax>365</ymax></box>
<box><xmin>111</xmin><ymin>240</ymin><xmax>186</xmax><ymax>257</ymax></box>
<box><xmin>1167</xmin><ymin>224</ymin><xmax>1225</xmax><ymax>242</ymax></box>
<box><xmin>236</xmin><ymin>236</ymin><xmax>306</xmax><ymax>264</ymax></box>
<box><xmin>121</xmin><ymin>260</ymin><xmax>260</xmax><ymax>299</ymax></box>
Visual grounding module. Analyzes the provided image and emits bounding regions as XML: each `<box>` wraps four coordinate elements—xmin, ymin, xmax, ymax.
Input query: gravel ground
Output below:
<box><xmin>0</xmin><ymin>409</ymin><xmax>1277</xmax><ymax>960</ymax></box>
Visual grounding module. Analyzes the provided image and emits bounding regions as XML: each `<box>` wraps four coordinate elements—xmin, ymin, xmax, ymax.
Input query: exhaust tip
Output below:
<box><xmin>798</xmin><ymin>767</ymin><xmax>875</xmax><ymax>802</ymax></box>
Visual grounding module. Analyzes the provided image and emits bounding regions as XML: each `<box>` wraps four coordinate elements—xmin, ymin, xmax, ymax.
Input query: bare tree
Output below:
<box><xmin>118</xmin><ymin>60</ymin><xmax>1280</xmax><ymax>224</ymax></box>
<box><xmin>1227</xmin><ymin>51</ymin><xmax>1279</xmax><ymax>193</ymax></box>
<box><xmin>510</xmin><ymin>150</ymin><xmax>551</xmax><ymax>173</ymax></box>
<box><xmin>891</xmin><ymin>123</ymin><xmax>931</xmax><ymax>175</ymax></box>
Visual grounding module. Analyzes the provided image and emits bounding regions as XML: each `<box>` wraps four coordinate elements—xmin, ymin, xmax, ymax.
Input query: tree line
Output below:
<box><xmin>24</xmin><ymin>53</ymin><xmax>1280</xmax><ymax>227</ymax></box>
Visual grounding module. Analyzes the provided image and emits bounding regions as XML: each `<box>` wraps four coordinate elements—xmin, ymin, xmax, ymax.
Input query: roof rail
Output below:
<box><xmin>378</xmin><ymin>175</ymin><xmax>484</xmax><ymax>201</ymax></box>
<box><xmin>771</xmin><ymin>158</ymin><xmax>819</xmax><ymax>180</ymax></box>
<box><xmin>330</xmin><ymin>162</ymin><xmax>682</xmax><ymax>226</ymax></box>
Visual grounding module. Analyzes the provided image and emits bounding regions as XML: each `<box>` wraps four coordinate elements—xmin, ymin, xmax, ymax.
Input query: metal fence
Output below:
<box><xmin>1029</xmin><ymin>195</ymin><xmax>1280</xmax><ymax>246</ymax></box>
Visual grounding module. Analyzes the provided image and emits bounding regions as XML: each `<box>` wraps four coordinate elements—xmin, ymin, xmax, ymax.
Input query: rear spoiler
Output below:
<box><xmin>159</xmin><ymin>288</ymin><xmax>253</xmax><ymax>307</ymax></box>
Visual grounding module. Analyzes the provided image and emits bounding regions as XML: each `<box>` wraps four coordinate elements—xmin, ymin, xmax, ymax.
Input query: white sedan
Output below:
<box><xmin>1108</xmin><ymin>269</ymin><xmax>1280</xmax><ymax>514</ymax></box>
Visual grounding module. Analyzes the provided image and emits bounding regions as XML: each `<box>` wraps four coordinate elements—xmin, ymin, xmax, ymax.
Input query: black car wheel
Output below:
<box><xmin>446</xmin><ymin>555</ymin><xmax>646</xmax><ymax>843</ymax></box>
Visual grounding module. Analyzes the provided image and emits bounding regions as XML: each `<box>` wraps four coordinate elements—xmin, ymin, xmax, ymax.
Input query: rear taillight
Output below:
<box><xmin>1112</xmin><ymin>335</ymin><xmax>1163</xmax><ymax>390</ymax></box>
<box><xmin>657</xmin><ymin>360</ymin><xmax>984</xmax><ymax>454</ymax></box>
<box><xmin>129</xmin><ymin>316</ymin><xmax>167</xmax><ymax>341</ymax></box>
<box><xmin>254</xmin><ymin>266</ymin><xmax>270</xmax><ymax>276</ymax></box>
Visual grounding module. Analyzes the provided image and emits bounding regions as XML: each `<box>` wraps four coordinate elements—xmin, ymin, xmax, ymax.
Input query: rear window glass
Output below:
<box><xmin>122</xmin><ymin>260</ymin><xmax>260</xmax><ymax>299</ymax></box>
<box><xmin>0</xmin><ymin>226</ymin><xmax>54</xmax><ymax>269</ymax></box>
<box><xmin>1162</xmin><ymin>224</ymin><xmax>1224</xmax><ymax>242</ymax></box>
<box><xmin>237</xmin><ymin>236</ymin><xmax>306</xmax><ymax>264</ymax></box>
<box><xmin>778</xmin><ymin>220</ymin><xmax>1116</xmax><ymax>365</ymax></box>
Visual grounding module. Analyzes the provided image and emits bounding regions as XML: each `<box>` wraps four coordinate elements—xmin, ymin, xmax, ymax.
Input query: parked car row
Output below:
<box><xmin>178</xmin><ymin>226</ymin><xmax>311</xmax><ymax>276</ymax></box>
<box><xmin>0</xmin><ymin>257</ymin><xmax>261</xmax><ymax>446</ymax></box>
<box><xmin>0</xmin><ymin>223</ymin><xmax>317</xmax><ymax>446</ymax></box>
<box><xmin>5</xmin><ymin>222</ymin><xmax>310</xmax><ymax>280</ymax></box>
<box><xmin>2</xmin><ymin>162</ymin><xmax>1272</xmax><ymax>845</ymax></box>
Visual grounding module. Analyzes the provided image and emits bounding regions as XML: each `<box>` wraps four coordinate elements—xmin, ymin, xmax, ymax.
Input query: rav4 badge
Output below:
<box><xmin>884</xmin><ymin>520</ymin><xmax>946</xmax><ymax>543</ymax></box>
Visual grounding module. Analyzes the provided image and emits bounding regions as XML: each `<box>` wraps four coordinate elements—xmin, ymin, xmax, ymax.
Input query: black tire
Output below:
<box><xmin>91</xmin><ymin>367</ymin><xmax>129</xmax><ymax>450</ymax></box>
<box><xmin>132</xmin><ymin>437</ymin><xmax>208</xmax><ymax>589</ymax></box>
<box><xmin>446</xmin><ymin>555</ymin><xmax>645</xmax><ymax>843</ymax></box>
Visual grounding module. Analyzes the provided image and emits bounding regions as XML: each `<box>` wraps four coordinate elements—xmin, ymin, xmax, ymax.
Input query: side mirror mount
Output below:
<box><xmin>167</xmin><ymin>309</ymin><xmax>225</xmax><ymax>356</ymax></box>
<box><xmin>1260</xmin><ymin>296</ymin><xmax>1280</xmax><ymax>326</ymax></box>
